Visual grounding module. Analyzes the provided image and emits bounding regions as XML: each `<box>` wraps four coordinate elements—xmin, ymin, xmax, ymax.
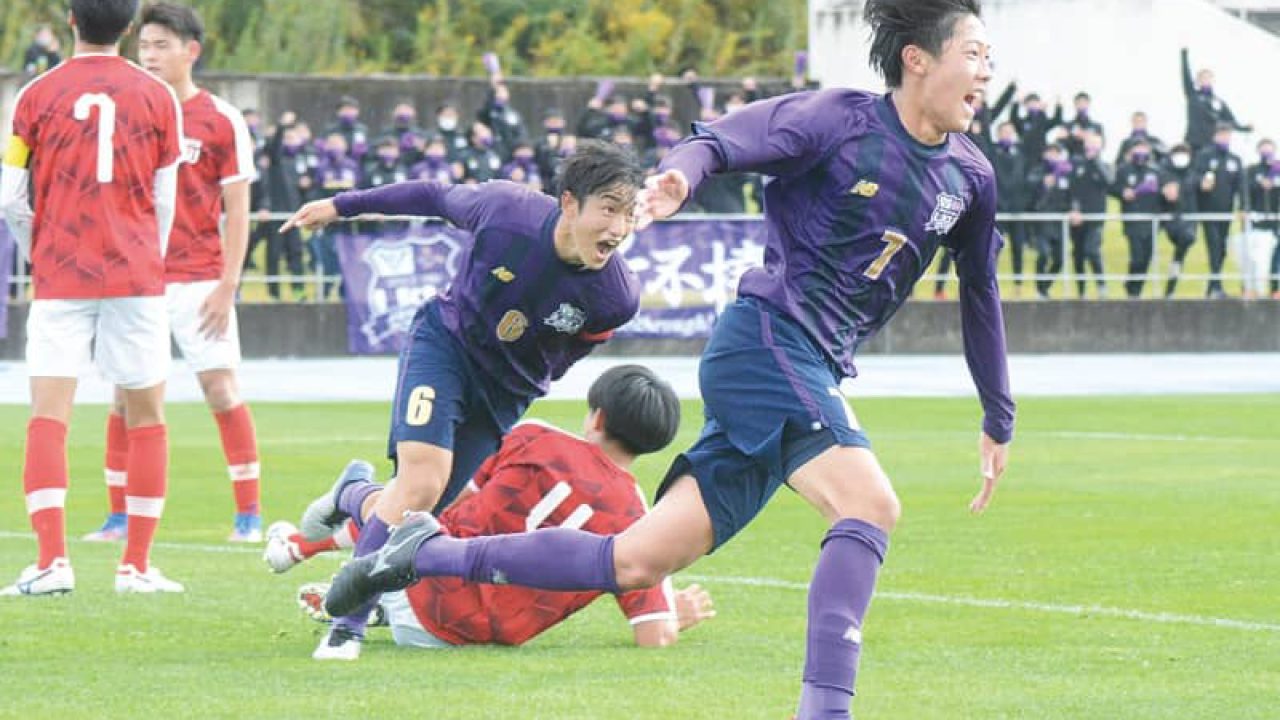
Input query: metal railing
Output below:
<box><xmin>5</xmin><ymin>211</ymin><xmax>1278</xmax><ymax>301</ymax></box>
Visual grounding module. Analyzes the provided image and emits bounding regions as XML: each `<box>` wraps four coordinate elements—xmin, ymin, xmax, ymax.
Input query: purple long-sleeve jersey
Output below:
<box><xmin>662</xmin><ymin>89</ymin><xmax>1015</xmax><ymax>442</ymax></box>
<box><xmin>334</xmin><ymin>180</ymin><xmax>640</xmax><ymax>397</ymax></box>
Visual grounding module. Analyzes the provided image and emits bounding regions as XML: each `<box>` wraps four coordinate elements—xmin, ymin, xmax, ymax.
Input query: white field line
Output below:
<box><xmin>1</xmin><ymin>531</ymin><xmax>1274</xmax><ymax>633</ymax></box>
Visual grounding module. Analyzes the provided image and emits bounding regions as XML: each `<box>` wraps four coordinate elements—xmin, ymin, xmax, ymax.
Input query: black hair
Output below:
<box><xmin>139</xmin><ymin>2</ymin><xmax>203</xmax><ymax>43</ymax></box>
<box><xmin>71</xmin><ymin>0</ymin><xmax>139</xmax><ymax>45</ymax></box>
<box><xmin>555</xmin><ymin>139</ymin><xmax>645</xmax><ymax>203</ymax></box>
<box><xmin>587</xmin><ymin>365</ymin><xmax>680</xmax><ymax>456</ymax></box>
<box><xmin>1024</xmin><ymin>92</ymin><xmax>1042</xmax><ymax>103</ymax></box>
<box><xmin>863</xmin><ymin>0</ymin><xmax>982</xmax><ymax>88</ymax></box>
<box><xmin>1075</xmin><ymin>91</ymin><xmax>1091</xmax><ymax>102</ymax></box>
<box><xmin>337</xmin><ymin>95</ymin><xmax>359</xmax><ymax>109</ymax></box>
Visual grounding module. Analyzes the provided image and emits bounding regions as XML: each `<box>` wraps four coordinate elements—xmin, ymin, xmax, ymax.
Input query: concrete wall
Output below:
<box><xmin>5</xmin><ymin>300</ymin><xmax>1279</xmax><ymax>360</ymax></box>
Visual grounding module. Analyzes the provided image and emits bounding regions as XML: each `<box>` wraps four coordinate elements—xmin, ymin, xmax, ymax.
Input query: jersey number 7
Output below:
<box><xmin>73</xmin><ymin>93</ymin><xmax>117</xmax><ymax>183</ymax></box>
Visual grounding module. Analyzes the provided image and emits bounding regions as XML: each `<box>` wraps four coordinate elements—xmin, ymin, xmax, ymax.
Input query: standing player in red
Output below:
<box><xmin>267</xmin><ymin>365</ymin><xmax>713</xmax><ymax>658</ymax></box>
<box><xmin>1</xmin><ymin>0</ymin><xmax>185</xmax><ymax>595</ymax></box>
<box><xmin>84</xmin><ymin>2</ymin><xmax>263</xmax><ymax>545</ymax></box>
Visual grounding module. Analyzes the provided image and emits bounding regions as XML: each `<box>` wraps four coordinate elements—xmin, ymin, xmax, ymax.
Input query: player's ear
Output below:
<box><xmin>901</xmin><ymin>44</ymin><xmax>930</xmax><ymax>79</ymax></box>
<box><xmin>587</xmin><ymin>407</ymin><xmax>606</xmax><ymax>434</ymax></box>
<box><xmin>188</xmin><ymin>39</ymin><xmax>203</xmax><ymax>63</ymax></box>
<box><xmin>559</xmin><ymin>190</ymin><xmax>580</xmax><ymax>218</ymax></box>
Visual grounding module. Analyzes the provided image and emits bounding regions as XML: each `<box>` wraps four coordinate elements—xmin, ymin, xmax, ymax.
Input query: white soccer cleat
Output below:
<box><xmin>115</xmin><ymin>564</ymin><xmax>185</xmax><ymax>594</ymax></box>
<box><xmin>312</xmin><ymin>625</ymin><xmax>363</xmax><ymax>661</ymax></box>
<box><xmin>264</xmin><ymin>521</ymin><xmax>306</xmax><ymax>574</ymax></box>
<box><xmin>0</xmin><ymin>559</ymin><xmax>75</xmax><ymax>597</ymax></box>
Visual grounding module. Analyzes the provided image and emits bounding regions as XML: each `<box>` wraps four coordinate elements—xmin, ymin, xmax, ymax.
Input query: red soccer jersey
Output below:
<box><xmin>8</xmin><ymin>54</ymin><xmax>182</xmax><ymax>299</ymax></box>
<box><xmin>165</xmin><ymin>90</ymin><xmax>256</xmax><ymax>282</ymax></box>
<box><xmin>406</xmin><ymin>421</ymin><xmax>675</xmax><ymax>646</ymax></box>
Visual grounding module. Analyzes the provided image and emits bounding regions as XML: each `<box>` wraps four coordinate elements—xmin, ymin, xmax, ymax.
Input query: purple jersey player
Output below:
<box><xmin>278</xmin><ymin>140</ymin><xmax>645</xmax><ymax>660</ymax></box>
<box><xmin>323</xmin><ymin>1</ymin><xmax>1014</xmax><ymax>715</ymax></box>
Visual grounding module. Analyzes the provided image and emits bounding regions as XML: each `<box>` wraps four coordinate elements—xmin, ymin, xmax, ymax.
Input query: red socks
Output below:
<box><xmin>122</xmin><ymin>424</ymin><xmax>168</xmax><ymax>572</ymax></box>
<box><xmin>214</xmin><ymin>404</ymin><xmax>260</xmax><ymax>515</ymax></box>
<box><xmin>104</xmin><ymin>412</ymin><xmax>128</xmax><ymax>515</ymax></box>
<box><xmin>24</xmin><ymin>418</ymin><xmax>68</xmax><ymax>569</ymax></box>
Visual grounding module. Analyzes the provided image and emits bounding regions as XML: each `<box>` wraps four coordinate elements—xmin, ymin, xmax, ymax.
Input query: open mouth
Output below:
<box><xmin>595</xmin><ymin>238</ymin><xmax>621</xmax><ymax>261</ymax></box>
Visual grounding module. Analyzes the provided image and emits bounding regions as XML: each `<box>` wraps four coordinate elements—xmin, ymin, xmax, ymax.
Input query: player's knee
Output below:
<box><xmin>198</xmin><ymin>371</ymin><xmax>239</xmax><ymax>412</ymax></box>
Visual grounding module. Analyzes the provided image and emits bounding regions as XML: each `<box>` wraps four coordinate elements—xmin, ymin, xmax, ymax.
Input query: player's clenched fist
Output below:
<box><xmin>281</xmin><ymin>199</ymin><xmax>339</xmax><ymax>233</ymax></box>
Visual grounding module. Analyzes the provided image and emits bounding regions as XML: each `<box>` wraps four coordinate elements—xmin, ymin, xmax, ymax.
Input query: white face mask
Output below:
<box><xmin>1171</xmin><ymin>154</ymin><xmax>1190</xmax><ymax>169</ymax></box>
<box><xmin>438</xmin><ymin>116</ymin><xmax>457</xmax><ymax>132</ymax></box>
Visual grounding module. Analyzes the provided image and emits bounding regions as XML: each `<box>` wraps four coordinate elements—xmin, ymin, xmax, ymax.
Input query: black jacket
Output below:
<box><xmin>992</xmin><ymin>142</ymin><xmax>1029</xmax><ymax>212</ymax></box>
<box><xmin>1010</xmin><ymin>102</ymin><xmax>1063</xmax><ymax>161</ymax></box>
<box><xmin>1182</xmin><ymin>49</ymin><xmax>1250</xmax><ymax>149</ymax></box>
<box><xmin>1112</xmin><ymin>161</ymin><xmax>1168</xmax><ymax>236</ymax></box>
<box><xmin>1069</xmin><ymin>154</ymin><xmax>1112</xmax><ymax>214</ymax></box>
<box><xmin>1244</xmin><ymin>161</ymin><xmax>1280</xmax><ymax>231</ymax></box>
<box><xmin>1191</xmin><ymin>145</ymin><xmax>1243</xmax><ymax>212</ymax></box>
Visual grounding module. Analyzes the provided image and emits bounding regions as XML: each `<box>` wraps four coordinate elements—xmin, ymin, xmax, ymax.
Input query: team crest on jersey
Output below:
<box><xmin>180</xmin><ymin>137</ymin><xmax>203</xmax><ymax>165</ymax></box>
<box><xmin>496</xmin><ymin>310</ymin><xmax>529</xmax><ymax>342</ymax></box>
<box><xmin>850</xmin><ymin>179</ymin><xmax>879</xmax><ymax>198</ymax></box>
<box><xmin>491</xmin><ymin>266</ymin><xmax>515</xmax><ymax>283</ymax></box>
<box><xmin>543</xmin><ymin>303</ymin><xmax>586</xmax><ymax>334</ymax></box>
<box><xmin>924</xmin><ymin>192</ymin><xmax>966</xmax><ymax>235</ymax></box>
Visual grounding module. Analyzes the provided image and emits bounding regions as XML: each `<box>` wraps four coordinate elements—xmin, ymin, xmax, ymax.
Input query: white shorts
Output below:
<box><xmin>26</xmin><ymin>297</ymin><xmax>171</xmax><ymax>389</ymax></box>
<box><xmin>167</xmin><ymin>280</ymin><xmax>241</xmax><ymax>373</ymax></box>
<box><xmin>381</xmin><ymin>590</ymin><xmax>454</xmax><ymax>649</ymax></box>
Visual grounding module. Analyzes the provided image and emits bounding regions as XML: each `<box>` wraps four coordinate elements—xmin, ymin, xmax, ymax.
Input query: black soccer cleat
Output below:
<box><xmin>323</xmin><ymin>511</ymin><xmax>443</xmax><ymax>618</ymax></box>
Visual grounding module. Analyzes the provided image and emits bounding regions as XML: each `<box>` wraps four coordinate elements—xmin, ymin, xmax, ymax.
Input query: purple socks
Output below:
<box><xmin>331</xmin><ymin>514</ymin><xmax>392</xmax><ymax>637</ymax></box>
<box><xmin>414</xmin><ymin>527</ymin><xmax>620</xmax><ymax>594</ymax></box>
<box><xmin>796</xmin><ymin>518</ymin><xmax>889</xmax><ymax>720</ymax></box>
<box><xmin>337</xmin><ymin>481</ymin><xmax>382</xmax><ymax>529</ymax></box>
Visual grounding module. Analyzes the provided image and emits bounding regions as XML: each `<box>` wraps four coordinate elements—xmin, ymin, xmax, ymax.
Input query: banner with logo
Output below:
<box><xmin>337</xmin><ymin>217</ymin><xmax>769</xmax><ymax>355</ymax></box>
<box><xmin>0</xmin><ymin>225</ymin><xmax>13</xmax><ymax>340</ymax></box>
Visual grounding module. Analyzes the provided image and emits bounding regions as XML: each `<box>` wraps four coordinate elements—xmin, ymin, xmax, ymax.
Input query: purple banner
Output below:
<box><xmin>337</xmin><ymin>217</ymin><xmax>768</xmax><ymax>354</ymax></box>
<box><xmin>0</xmin><ymin>225</ymin><xmax>13</xmax><ymax>340</ymax></box>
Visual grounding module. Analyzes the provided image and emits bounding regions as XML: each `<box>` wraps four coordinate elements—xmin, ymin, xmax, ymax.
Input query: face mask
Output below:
<box><xmin>1076</xmin><ymin>109</ymin><xmax>1090</xmax><ymax>122</ymax></box>
<box><xmin>378</xmin><ymin>152</ymin><xmax>398</xmax><ymax>164</ymax></box>
<box><xmin>1215</xmin><ymin>140</ymin><xmax>1230</xmax><ymax>152</ymax></box>
<box><xmin>326</xmin><ymin>148</ymin><xmax>345</xmax><ymax>160</ymax></box>
<box><xmin>425</xmin><ymin>149</ymin><xmax>446</xmax><ymax>161</ymax></box>
<box><xmin>1054</xmin><ymin>159</ymin><xmax>1072</xmax><ymax>175</ymax></box>
<box><xmin>338</xmin><ymin>112</ymin><xmax>357</xmax><ymax>127</ymax></box>
<box><xmin>1199</xmin><ymin>84</ymin><xmax>1213</xmax><ymax>96</ymax></box>
<box><xmin>1261</xmin><ymin>151</ymin><xmax>1276</xmax><ymax>163</ymax></box>
<box><xmin>438</xmin><ymin>116</ymin><xmax>457</xmax><ymax>132</ymax></box>
<box><xmin>1171</xmin><ymin>154</ymin><xmax>1191</xmax><ymax>169</ymax></box>
<box><xmin>394</xmin><ymin>112</ymin><xmax>414</xmax><ymax>127</ymax></box>
<box><xmin>1132</xmin><ymin>151</ymin><xmax>1150</xmax><ymax>164</ymax></box>
<box><xmin>606</xmin><ymin>110</ymin><xmax>627</xmax><ymax>123</ymax></box>
<box><xmin>1028</xmin><ymin>107</ymin><xmax>1044</xmax><ymax>117</ymax></box>
<box><xmin>1131</xmin><ymin>129</ymin><xmax>1147</xmax><ymax>138</ymax></box>
<box><xmin>283</xmin><ymin>141</ymin><xmax>302</xmax><ymax>156</ymax></box>
<box><xmin>997</xmin><ymin>137</ymin><xmax>1015</xmax><ymax>149</ymax></box>
<box><xmin>559</xmin><ymin>145</ymin><xmax>574</xmax><ymax>158</ymax></box>
<box><xmin>544</xmin><ymin>122</ymin><xmax>564</xmax><ymax>135</ymax></box>
<box><xmin>477</xmin><ymin>136</ymin><xmax>493</xmax><ymax>149</ymax></box>
<box><xmin>654</xmin><ymin>110</ymin><xmax>671</xmax><ymax>123</ymax></box>
<box><xmin>514</xmin><ymin>152</ymin><xmax>534</xmax><ymax>163</ymax></box>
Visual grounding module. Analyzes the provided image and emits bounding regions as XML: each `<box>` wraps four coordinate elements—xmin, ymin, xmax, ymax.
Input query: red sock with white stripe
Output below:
<box><xmin>289</xmin><ymin>519</ymin><xmax>359</xmax><ymax>560</ymax></box>
<box><xmin>122</xmin><ymin>424</ymin><xmax>168</xmax><ymax>573</ymax></box>
<box><xmin>24</xmin><ymin>417</ymin><xmax>69</xmax><ymax>569</ymax></box>
<box><xmin>214</xmin><ymin>404</ymin><xmax>260</xmax><ymax>516</ymax></box>
<box><xmin>104</xmin><ymin>412</ymin><xmax>128</xmax><ymax>515</ymax></box>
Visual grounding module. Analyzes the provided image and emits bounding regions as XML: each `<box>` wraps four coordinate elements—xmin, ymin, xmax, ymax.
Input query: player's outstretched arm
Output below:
<box><xmin>280</xmin><ymin>198</ymin><xmax>338</xmax><ymax>233</ymax></box>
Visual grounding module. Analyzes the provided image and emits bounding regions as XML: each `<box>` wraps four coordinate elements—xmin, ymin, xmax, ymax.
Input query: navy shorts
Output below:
<box><xmin>388</xmin><ymin>303</ymin><xmax>533</xmax><ymax>511</ymax></box>
<box><xmin>656</xmin><ymin>297</ymin><xmax>871</xmax><ymax>551</ymax></box>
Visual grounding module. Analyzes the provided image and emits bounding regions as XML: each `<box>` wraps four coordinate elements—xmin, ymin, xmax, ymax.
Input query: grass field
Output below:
<box><xmin>1</xmin><ymin>395</ymin><xmax>1278</xmax><ymax>719</ymax></box>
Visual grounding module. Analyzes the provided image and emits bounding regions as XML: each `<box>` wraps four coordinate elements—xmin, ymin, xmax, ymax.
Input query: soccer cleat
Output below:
<box><xmin>324</xmin><ymin>511</ymin><xmax>442</xmax><ymax>618</ymax></box>
<box><xmin>312</xmin><ymin>625</ymin><xmax>363</xmax><ymax>661</ymax></box>
<box><xmin>263</xmin><ymin>521</ymin><xmax>306</xmax><ymax>574</ymax></box>
<box><xmin>115</xmin><ymin>564</ymin><xmax>185</xmax><ymax>594</ymax></box>
<box><xmin>299</xmin><ymin>459</ymin><xmax>375</xmax><ymax>542</ymax></box>
<box><xmin>228</xmin><ymin>513</ymin><xmax>263</xmax><ymax>543</ymax></box>
<box><xmin>297</xmin><ymin>582</ymin><xmax>387</xmax><ymax>627</ymax></box>
<box><xmin>83</xmin><ymin>513</ymin><xmax>128</xmax><ymax>542</ymax></box>
<box><xmin>0</xmin><ymin>559</ymin><xmax>75</xmax><ymax>597</ymax></box>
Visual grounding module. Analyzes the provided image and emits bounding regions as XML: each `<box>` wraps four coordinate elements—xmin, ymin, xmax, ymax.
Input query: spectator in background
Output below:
<box><xmin>409</xmin><ymin>135</ymin><xmax>458</xmax><ymax>185</ymax></box>
<box><xmin>1161</xmin><ymin>143</ymin><xmax>1199</xmax><ymax>298</ymax></box>
<box><xmin>1244</xmin><ymin>139</ymin><xmax>1280</xmax><ymax>299</ymax></box>
<box><xmin>627</xmin><ymin>95</ymin><xmax>655</xmax><ymax>152</ymax></box>
<box><xmin>362</xmin><ymin>136</ymin><xmax>408</xmax><ymax>190</ymax></box>
<box><xmin>325</xmin><ymin>96</ymin><xmax>369</xmax><ymax>164</ymax></box>
<box><xmin>1182</xmin><ymin>48</ymin><xmax>1251</xmax><ymax>153</ymax></box>
<box><xmin>264</xmin><ymin>112</ymin><xmax>310</xmax><ymax>300</ymax></box>
<box><xmin>1192</xmin><ymin>123</ymin><xmax>1244</xmax><ymax>298</ymax></box>
<box><xmin>1112</xmin><ymin>138</ymin><xmax>1166</xmax><ymax>298</ymax></box>
<box><xmin>1031</xmin><ymin>143</ymin><xmax>1074</xmax><ymax>299</ymax></box>
<box><xmin>435</xmin><ymin>101</ymin><xmax>469</xmax><ymax>161</ymax></box>
<box><xmin>380</xmin><ymin>100</ymin><xmax>427</xmax><ymax>168</ymax></box>
<box><xmin>1063</xmin><ymin>92</ymin><xmax>1103</xmax><ymax>157</ymax></box>
<box><xmin>311</xmin><ymin>132</ymin><xmax>359</xmax><ymax>299</ymax></box>
<box><xmin>1114</xmin><ymin>111</ymin><xmax>1167</xmax><ymax>167</ymax></box>
<box><xmin>500</xmin><ymin>141</ymin><xmax>543</xmax><ymax>193</ymax></box>
<box><xmin>576</xmin><ymin>83</ymin><xmax>624</xmax><ymax>141</ymax></box>
<box><xmin>611</xmin><ymin>127</ymin><xmax>637</xmax><ymax>156</ymax></box>
<box><xmin>460</xmin><ymin>121</ymin><xmax>503</xmax><ymax>184</ymax></box>
<box><xmin>1069</xmin><ymin>130</ymin><xmax>1112</xmax><ymax>298</ymax></box>
<box><xmin>242</xmin><ymin>108</ymin><xmax>270</xmax><ymax>272</ymax></box>
<box><xmin>478</xmin><ymin>82</ymin><xmax>528</xmax><ymax>161</ymax></box>
<box><xmin>966</xmin><ymin>81</ymin><xmax>1016</xmax><ymax>160</ymax></box>
<box><xmin>22</xmin><ymin>25</ymin><xmax>62</xmax><ymax>75</ymax></box>
<box><xmin>1010</xmin><ymin>92</ymin><xmax>1062</xmax><ymax>162</ymax></box>
<box><xmin>643</xmin><ymin>126</ymin><xmax>682</xmax><ymax>173</ymax></box>
<box><xmin>992</xmin><ymin>121</ymin><xmax>1032</xmax><ymax>295</ymax></box>
<box><xmin>535</xmin><ymin>108</ymin><xmax>569</xmax><ymax>189</ymax></box>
